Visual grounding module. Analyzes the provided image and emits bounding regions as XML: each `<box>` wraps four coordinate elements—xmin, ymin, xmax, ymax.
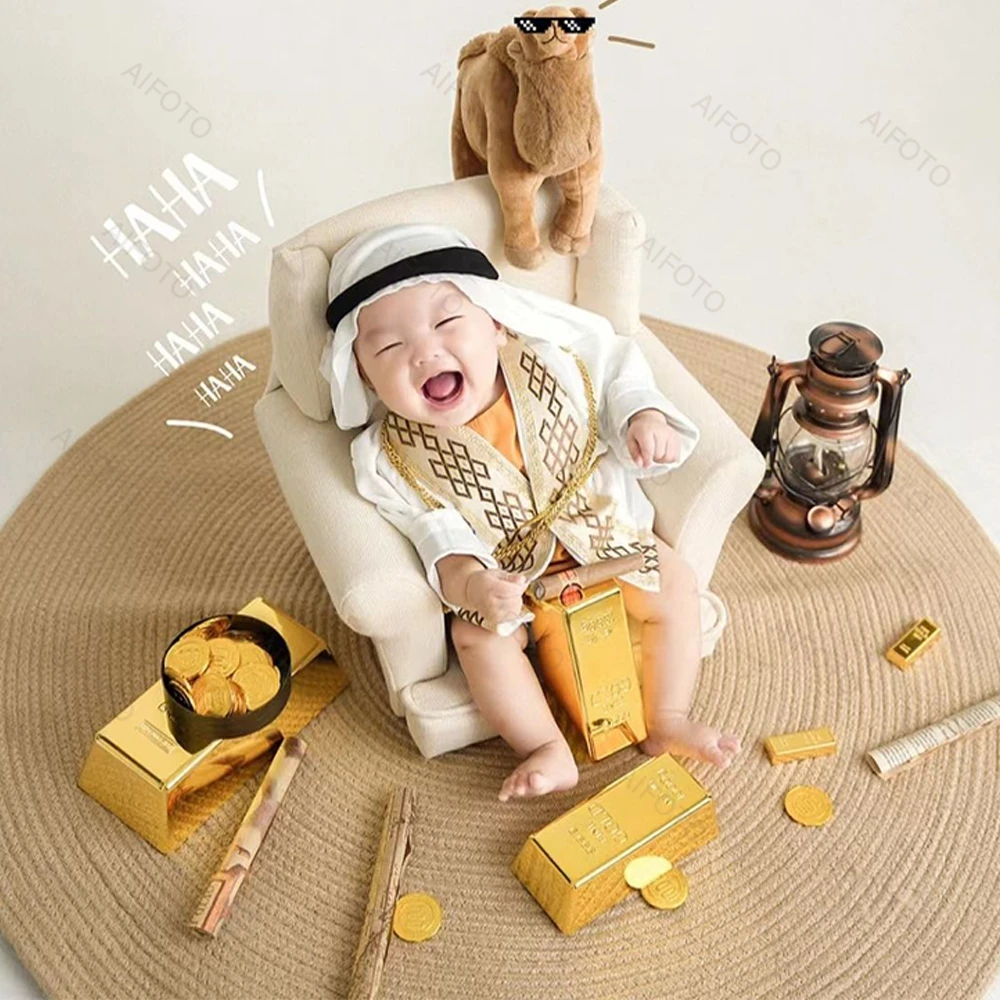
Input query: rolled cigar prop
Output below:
<box><xmin>189</xmin><ymin>735</ymin><xmax>308</xmax><ymax>936</ymax></box>
<box><xmin>529</xmin><ymin>552</ymin><xmax>646</xmax><ymax>603</ymax></box>
<box><xmin>865</xmin><ymin>693</ymin><xmax>1000</xmax><ymax>779</ymax></box>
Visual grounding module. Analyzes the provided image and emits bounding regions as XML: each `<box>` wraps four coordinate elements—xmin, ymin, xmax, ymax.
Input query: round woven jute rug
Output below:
<box><xmin>1</xmin><ymin>318</ymin><xmax>999</xmax><ymax>1000</ymax></box>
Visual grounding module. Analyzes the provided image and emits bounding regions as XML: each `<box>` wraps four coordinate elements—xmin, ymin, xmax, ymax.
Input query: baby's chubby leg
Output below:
<box><xmin>450</xmin><ymin>617</ymin><xmax>579</xmax><ymax>802</ymax></box>
<box><xmin>621</xmin><ymin>535</ymin><xmax>742</xmax><ymax>768</ymax></box>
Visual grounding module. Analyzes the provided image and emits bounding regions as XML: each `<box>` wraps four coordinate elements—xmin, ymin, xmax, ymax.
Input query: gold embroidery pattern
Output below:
<box><xmin>380</xmin><ymin>334</ymin><xmax>662</xmax><ymax>619</ymax></box>
<box><xmin>518</xmin><ymin>350</ymin><xmax>581</xmax><ymax>486</ymax></box>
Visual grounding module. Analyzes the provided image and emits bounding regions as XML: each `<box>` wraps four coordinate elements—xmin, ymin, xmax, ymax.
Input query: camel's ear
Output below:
<box><xmin>522</xmin><ymin>8</ymin><xmax>538</xmax><ymax>15</ymax></box>
<box><xmin>507</xmin><ymin>38</ymin><xmax>524</xmax><ymax>61</ymax></box>
<box><xmin>570</xmin><ymin>6</ymin><xmax>590</xmax><ymax>16</ymax></box>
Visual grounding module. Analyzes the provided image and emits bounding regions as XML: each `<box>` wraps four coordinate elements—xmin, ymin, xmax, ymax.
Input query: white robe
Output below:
<box><xmin>349</xmin><ymin>329</ymin><xmax>700</xmax><ymax>635</ymax></box>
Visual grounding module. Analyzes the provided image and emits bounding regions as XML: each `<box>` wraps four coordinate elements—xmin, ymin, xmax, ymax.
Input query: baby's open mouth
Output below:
<box><xmin>421</xmin><ymin>371</ymin><xmax>464</xmax><ymax>405</ymax></box>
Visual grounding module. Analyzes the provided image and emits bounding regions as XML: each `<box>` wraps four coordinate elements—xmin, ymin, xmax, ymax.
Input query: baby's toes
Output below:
<box><xmin>527</xmin><ymin>770</ymin><xmax>550</xmax><ymax>794</ymax></box>
<box><xmin>512</xmin><ymin>769</ymin><xmax>532</xmax><ymax>797</ymax></box>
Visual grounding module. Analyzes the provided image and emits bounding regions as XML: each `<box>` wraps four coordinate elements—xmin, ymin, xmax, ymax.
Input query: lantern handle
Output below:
<box><xmin>853</xmin><ymin>365</ymin><xmax>912</xmax><ymax>502</ymax></box>
<box><xmin>750</xmin><ymin>356</ymin><xmax>808</xmax><ymax>462</ymax></box>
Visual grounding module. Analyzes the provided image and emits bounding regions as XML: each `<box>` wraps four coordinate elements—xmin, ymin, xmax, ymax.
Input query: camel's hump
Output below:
<box><xmin>456</xmin><ymin>26</ymin><xmax>518</xmax><ymax>77</ymax></box>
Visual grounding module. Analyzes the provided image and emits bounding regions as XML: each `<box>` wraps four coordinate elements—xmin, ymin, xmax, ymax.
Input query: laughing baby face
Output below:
<box><xmin>353</xmin><ymin>280</ymin><xmax>508</xmax><ymax>426</ymax></box>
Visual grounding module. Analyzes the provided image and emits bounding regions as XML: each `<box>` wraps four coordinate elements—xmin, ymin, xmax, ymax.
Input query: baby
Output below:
<box><xmin>346</xmin><ymin>273</ymin><xmax>742</xmax><ymax>802</ymax></box>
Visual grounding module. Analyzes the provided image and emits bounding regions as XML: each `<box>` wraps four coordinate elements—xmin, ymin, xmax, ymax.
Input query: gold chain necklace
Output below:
<box><xmin>379</xmin><ymin>350</ymin><xmax>599</xmax><ymax>568</ymax></box>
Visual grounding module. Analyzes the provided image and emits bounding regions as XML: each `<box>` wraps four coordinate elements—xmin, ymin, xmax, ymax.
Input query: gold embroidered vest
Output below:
<box><xmin>380</xmin><ymin>332</ymin><xmax>660</xmax><ymax>624</ymax></box>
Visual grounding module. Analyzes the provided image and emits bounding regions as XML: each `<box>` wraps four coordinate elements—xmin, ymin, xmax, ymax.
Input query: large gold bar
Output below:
<box><xmin>511</xmin><ymin>752</ymin><xmax>717</xmax><ymax>934</ymax></box>
<box><xmin>528</xmin><ymin>580</ymin><xmax>646</xmax><ymax>761</ymax></box>
<box><xmin>77</xmin><ymin>596</ymin><xmax>347</xmax><ymax>854</ymax></box>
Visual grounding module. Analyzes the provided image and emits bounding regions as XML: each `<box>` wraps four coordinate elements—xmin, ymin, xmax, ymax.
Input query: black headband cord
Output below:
<box><xmin>325</xmin><ymin>246</ymin><xmax>499</xmax><ymax>331</ymax></box>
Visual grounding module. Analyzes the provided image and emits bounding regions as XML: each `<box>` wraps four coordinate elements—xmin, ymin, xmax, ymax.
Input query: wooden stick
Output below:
<box><xmin>348</xmin><ymin>786</ymin><xmax>415</xmax><ymax>1000</ymax></box>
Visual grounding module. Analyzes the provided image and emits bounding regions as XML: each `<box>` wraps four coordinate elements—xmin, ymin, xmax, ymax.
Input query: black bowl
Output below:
<box><xmin>161</xmin><ymin>613</ymin><xmax>292</xmax><ymax>754</ymax></box>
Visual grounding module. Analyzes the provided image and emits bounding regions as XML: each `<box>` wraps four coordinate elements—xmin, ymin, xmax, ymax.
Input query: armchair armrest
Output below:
<box><xmin>253</xmin><ymin>386</ymin><xmax>449</xmax><ymax>704</ymax></box>
<box><xmin>632</xmin><ymin>320</ymin><xmax>767</xmax><ymax>591</ymax></box>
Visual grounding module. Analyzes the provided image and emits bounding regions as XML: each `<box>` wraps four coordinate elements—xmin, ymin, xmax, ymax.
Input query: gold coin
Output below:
<box><xmin>228</xmin><ymin>679</ymin><xmax>248</xmax><ymax>714</ymax></box>
<box><xmin>624</xmin><ymin>855</ymin><xmax>673</xmax><ymax>889</ymax></box>
<box><xmin>237</xmin><ymin>643</ymin><xmax>273</xmax><ymax>669</ymax></box>
<box><xmin>207</xmin><ymin>637</ymin><xmax>243</xmax><ymax>677</ymax></box>
<box><xmin>166</xmin><ymin>676</ymin><xmax>195</xmax><ymax>710</ymax></box>
<box><xmin>641</xmin><ymin>867</ymin><xmax>689</xmax><ymax>910</ymax></box>
<box><xmin>783</xmin><ymin>784</ymin><xmax>834</xmax><ymax>827</ymax></box>
<box><xmin>164</xmin><ymin>637</ymin><xmax>211</xmax><ymax>681</ymax></box>
<box><xmin>230</xmin><ymin>662</ymin><xmax>280</xmax><ymax>710</ymax></box>
<box><xmin>191</xmin><ymin>671</ymin><xmax>234</xmax><ymax>717</ymax></box>
<box><xmin>194</xmin><ymin>616</ymin><xmax>232</xmax><ymax>641</ymax></box>
<box><xmin>392</xmin><ymin>893</ymin><xmax>442</xmax><ymax>942</ymax></box>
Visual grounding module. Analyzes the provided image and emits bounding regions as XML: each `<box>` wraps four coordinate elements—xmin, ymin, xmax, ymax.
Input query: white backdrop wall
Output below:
<box><xmin>1</xmin><ymin>0</ymin><xmax>997</xmax><ymax>544</ymax></box>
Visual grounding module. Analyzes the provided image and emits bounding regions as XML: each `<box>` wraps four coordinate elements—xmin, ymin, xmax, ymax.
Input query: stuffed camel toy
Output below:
<box><xmin>451</xmin><ymin>6</ymin><xmax>603</xmax><ymax>270</ymax></box>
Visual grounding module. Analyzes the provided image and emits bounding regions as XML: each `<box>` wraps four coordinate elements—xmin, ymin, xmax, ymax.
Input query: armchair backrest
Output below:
<box><xmin>263</xmin><ymin>175</ymin><xmax>647</xmax><ymax>422</ymax></box>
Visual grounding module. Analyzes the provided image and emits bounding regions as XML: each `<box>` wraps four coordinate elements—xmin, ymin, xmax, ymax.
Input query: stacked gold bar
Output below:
<box><xmin>512</xmin><ymin>753</ymin><xmax>717</xmax><ymax>934</ymax></box>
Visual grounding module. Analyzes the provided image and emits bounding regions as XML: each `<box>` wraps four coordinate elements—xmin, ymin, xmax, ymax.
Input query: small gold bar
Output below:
<box><xmin>884</xmin><ymin>617</ymin><xmax>942</xmax><ymax>670</ymax></box>
<box><xmin>763</xmin><ymin>726</ymin><xmax>837</xmax><ymax>764</ymax></box>
<box><xmin>528</xmin><ymin>580</ymin><xmax>646</xmax><ymax>762</ymax></box>
<box><xmin>511</xmin><ymin>753</ymin><xmax>717</xmax><ymax>934</ymax></box>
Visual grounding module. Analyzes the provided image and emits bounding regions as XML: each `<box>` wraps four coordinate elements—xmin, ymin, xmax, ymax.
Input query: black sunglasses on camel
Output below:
<box><xmin>514</xmin><ymin>16</ymin><xmax>596</xmax><ymax>34</ymax></box>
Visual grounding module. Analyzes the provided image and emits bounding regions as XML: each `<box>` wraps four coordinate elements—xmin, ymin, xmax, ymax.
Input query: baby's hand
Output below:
<box><xmin>626</xmin><ymin>409</ymin><xmax>681</xmax><ymax>468</ymax></box>
<box><xmin>465</xmin><ymin>568</ymin><xmax>528</xmax><ymax>625</ymax></box>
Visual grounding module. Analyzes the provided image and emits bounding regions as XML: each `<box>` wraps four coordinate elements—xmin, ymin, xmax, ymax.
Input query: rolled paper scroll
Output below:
<box><xmin>529</xmin><ymin>552</ymin><xmax>646</xmax><ymax>602</ymax></box>
<box><xmin>865</xmin><ymin>693</ymin><xmax>1000</xmax><ymax>779</ymax></box>
<box><xmin>189</xmin><ymin>735</ymin><xmax>308</xmax><ymax>935</ymax></box>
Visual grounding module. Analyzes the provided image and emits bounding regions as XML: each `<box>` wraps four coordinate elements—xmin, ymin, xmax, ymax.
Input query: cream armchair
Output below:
<box><xmin>254</xmin><ymin>175</ymin><xmax>765</xmax><ymax>759</ymax></box>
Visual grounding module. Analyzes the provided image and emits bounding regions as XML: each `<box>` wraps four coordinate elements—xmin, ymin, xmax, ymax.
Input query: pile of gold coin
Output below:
<box><xmin>163</xmin><ymin>616</ymin><xmax>281</xmax><ymax>717</ymax></box>
<box><xmin>624</xmin><ymin>855</ymin><xmax>689</xmax><ymax>911</ymax></box>
<box><xmin>392</xmin><ymin>892</ymin><xmax>442</xmax><ymax>942</ymax></box>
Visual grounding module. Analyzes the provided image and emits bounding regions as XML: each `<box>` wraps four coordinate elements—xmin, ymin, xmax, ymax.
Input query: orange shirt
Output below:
<box><xmin>465</xmin><ymin>386</ymin><xmax>579</xmax><ymax>575</ymax></box>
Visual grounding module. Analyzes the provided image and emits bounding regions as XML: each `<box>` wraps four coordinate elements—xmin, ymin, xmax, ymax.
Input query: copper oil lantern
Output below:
<box><xmin>748</xmin><ymin>321</ymin><xmax>911</xmax><ymax>562</ymax></box>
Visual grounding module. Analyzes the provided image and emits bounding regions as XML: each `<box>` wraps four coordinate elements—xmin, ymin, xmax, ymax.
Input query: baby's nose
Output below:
<box><xmin>415</xmin><ymin>348</ymin><xmax>443</xmax><ymax>366</ymax></box>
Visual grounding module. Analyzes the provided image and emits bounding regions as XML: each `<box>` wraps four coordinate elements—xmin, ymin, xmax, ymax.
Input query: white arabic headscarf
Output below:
<box><xmin>319</xmin><ymin>223</ymin><xmax>618</xmax><ymax>430</ymax></box>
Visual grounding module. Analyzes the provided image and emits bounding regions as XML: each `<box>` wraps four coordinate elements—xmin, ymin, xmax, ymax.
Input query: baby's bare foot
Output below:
<box><xmin>498</xmin><ymin>737</ymin><xmax>579</xmax><ymax>802</ymax></box>
<box><xmin>640</xmin><ymin>710</ymin><xmax>741</xmax><ymax>768</ymax></box>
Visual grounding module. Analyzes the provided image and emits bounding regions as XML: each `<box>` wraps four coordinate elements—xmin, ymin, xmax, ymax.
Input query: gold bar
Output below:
<box><xmin>763</xmin><ymin>726</ymin><xmax>837</xmax><ymax>764</ymax></box>
<box><xmin>528</xmin><ymin>580</ymin><xmax>646</xmax><ymax>761</ymax></box>
<box><xmin>884</xmin><ymin>617</ymin><xmax>942</xmax><ymax>669</ymax></box>
<box><xmin>511</xmin><ymin>753</ymin><xmax>717</xmax><ymax>934</ymax></box>
<box><xmin>78</xmin><ymin>596</ymin><xmax>347</xmax><ymax>853</ymax></box>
